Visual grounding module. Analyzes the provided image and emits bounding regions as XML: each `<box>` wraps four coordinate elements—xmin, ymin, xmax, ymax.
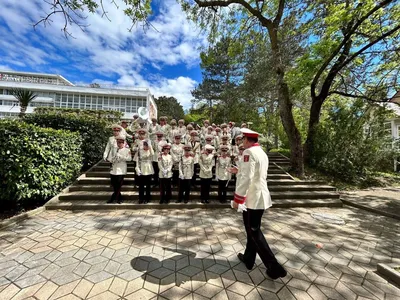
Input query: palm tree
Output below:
<box><xmin>11</xmin><ymin>89</ymin><xmax>37</xmax><ymax>118</ymax></box>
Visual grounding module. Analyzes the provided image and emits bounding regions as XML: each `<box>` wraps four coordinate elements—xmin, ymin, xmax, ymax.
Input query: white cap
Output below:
<box><xmin>205</xmin><ymin>144</ymin><xmax>215</xmax><ymax>151</ymax></box>
<box><xmin>111</xmin><ymin>124</ymin><xmax>123</xmax><ymax>130</ymax></box>
<box><xmin>115</xmin><ymin>135</ymin><xmax>126</xmax><ymax>141</ymax></box>
<box><xmin>240</xmin><ymin>128</ymin><xmax>260</xmax><ymax>138</ymax></box>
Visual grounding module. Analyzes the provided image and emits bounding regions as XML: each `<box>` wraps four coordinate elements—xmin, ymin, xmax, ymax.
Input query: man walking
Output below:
<box><xmin>230</xmin><ymin>128</ymin><xmax>287</xmax><ymax>280</ymax></box>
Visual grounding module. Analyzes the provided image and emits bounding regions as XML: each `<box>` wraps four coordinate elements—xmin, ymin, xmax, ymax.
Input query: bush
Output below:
<box><xmin>24</xmin><ymin>111</ymin><xmax>112</xmax><ymax>169</ymax></box>
<box><xmin>0</xmin><ymin>120</ymin><xmax>82</xmax><ymax>210</ymax></box>
<box><xmin>311</xmin><ymin>100</ymin><xmax>398</xmax><ymax>181</ymax></box>
<box><xmin>34</xmin><ymin>107</ymin><xmax>123</xmax><ymax>121</ymax></box>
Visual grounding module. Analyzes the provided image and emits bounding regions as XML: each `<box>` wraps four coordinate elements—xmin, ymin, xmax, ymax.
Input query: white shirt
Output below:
<box><xmin>234</xmin><ymin>144</ymin><xmax>272</xmax><ymax>210</ymax></box>
<box><xmin>110</xmin><ymin>148</ymin><xmax>132</xmax><ymax>175</ymax></box>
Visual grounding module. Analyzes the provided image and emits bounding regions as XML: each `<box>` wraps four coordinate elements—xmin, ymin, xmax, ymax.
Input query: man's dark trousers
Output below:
<box><xmin>242</xmin><ymin>209</ymin><xmax>278</xmax><ymax>269</ymax></box>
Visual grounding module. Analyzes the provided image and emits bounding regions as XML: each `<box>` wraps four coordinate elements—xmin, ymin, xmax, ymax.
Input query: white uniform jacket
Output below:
<box><xmin>160</xmin><ymin>124</ymin><xmax>170</xmax><ymax>141</ymax></box>
<box><xmin>103</xmin><ymin>136</ymin><xmax>118</xmax><ymax>162</ymax></box>
<box><xmin>178</xmin><ymin>126</ymin><xmax>187</xmax><ymax>142</ymax></box>
<box><xmin>152</xmin><ymin>139</ymin><xmax>165</xmax><ymax>162</ymax></box>
<box><xmin>233</xmin><ymin>144</ymin><xmax>272</xmax><ymax>210</ymax></box>
<box><xmin>216</xmin><ymin>156</ymin><xmax>232</xmax><ymax>181</ymax></box>
<box><xmin>158</xmin><ymin>154</ymin><xmax>173</xmax><ymax>178</ymax></box>
<box><xmin>135</xmin><ymin>148</ymin><xmax>154</xmax><ymax>176</ymax></box>
<box><xmin>149</xmin><ymin>124</ymin><xmax>161</xmax><ymax>140</ymax></box>
<box><xmin>179</xmin><ymin>155</ymin><xmax>195</xmax><ymax>179</ymax></box>
<box><xmin>199</xmin><ymin>153</ymin><xmax>214</xmax><ymax>179</ymax></box>
<box><xmin>110</xmin><ymin>148</ymin><xmax>132</xmax><ymax>175</ymax></box>
<box><xmin>171</xmin><ymin>143</ymin><xmax>184</xmax><ymax>166</ymax></box>
<box><xmin>188</xmin><ymin>139</ymin><xmax>201</xmax><ymax>164</ymax></box>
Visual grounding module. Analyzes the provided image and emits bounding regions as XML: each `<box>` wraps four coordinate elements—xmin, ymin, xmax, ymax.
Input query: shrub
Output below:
<box><xmin>34</xmin><ymin>107</ymin><xmax>123</xmax><ymax>121</ymax></box>
<box><xmin>311</xmin><ymin>100</ymin><xmax>398</xmax><ymax>181</ymax></box>
<box><xmin>0</xmin><ymin>120</ymin><xmax>82</xmax><ymax>210</ymax></box>
<box><xmin>24</xmin><ymin>111</ymin><xmax>112</xmax><ymax>169</ymax></box>
<box><xmin>269</xmin><ymin>148</ymin><xmax>291</xmax><ymax>158</ymax></box>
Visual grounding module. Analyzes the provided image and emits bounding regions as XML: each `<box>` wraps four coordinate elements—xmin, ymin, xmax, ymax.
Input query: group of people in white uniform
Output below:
<box><xmin>103</xmin><ymin>116</ymin><xmax>249</xmax><ymax>204</ymax></box>
<box><xmin>103</xmin><ymin>114</ymin><xmax>288</xmax><ymax>281</ymax></box>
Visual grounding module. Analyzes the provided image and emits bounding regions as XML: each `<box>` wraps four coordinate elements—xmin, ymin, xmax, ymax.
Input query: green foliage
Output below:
<box><xmin>34</xmin><ymin>107</ymin><xmax>123</xmax><ymax>122</ymax></box>
<box><xmin>24</xmin><ymin>110</ymin><xmax>111</xmax><ymax>169</ymax></box>
<box><xmin>154</xmin><ymin>96</ymin><xmax>185</xmax><ymax>121</ymax></box>
<box><xmin>311</xmin><ymin>99</ymin><xmax>397</xmax><ymax>181</ymax></box>
<box><xmin>269</xmin><ymin>148</ymin><xmax>291</xmax><ymax>158</ymax></box>
<box><xmin>0</xmin><ymin>120</ymin><xmax>82</xmax><ymax>210</ymax></box>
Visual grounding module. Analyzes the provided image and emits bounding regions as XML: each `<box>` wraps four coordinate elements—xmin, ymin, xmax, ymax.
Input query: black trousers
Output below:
<box><xmin>242</xmin><ymin>209</ymin><xmax>278</xmax><ymax>269</ymax></box>
<box><xmin>218</xmin><ymin>180</ymin><xmax>228</xmax><ymax>202</ymax></box>
<box><xmin>172</xmin><ymin>169</ymin><xmax>179</xmax><ymax>186</ymax></box>
<box><xmin>159</xmin><ymin>178</ymin><xmax>172</xmax><ymax>203</ymax></box>
<box><xmin>200</xmin><ymin>178</ymin><xmax>212</xmax><ymax>201</ymax></box>
<box><xmin>137</xmin><ymin>175</ymin><xmax>152</xmax><ymax>202</ymax></box>
<box><xmin>110</xmin><ymin>174</ymin><xmax>124</xmax><ymax>202</ymax></box>
<box><xmin>178</xmin><ymin>179</ymin><xmax>191</xmax><ymax>202</ymax></box>
<box><xmin>152</xmin><ymin>162</ymin><xmax>159</xmax><ymax>186</ymax></box>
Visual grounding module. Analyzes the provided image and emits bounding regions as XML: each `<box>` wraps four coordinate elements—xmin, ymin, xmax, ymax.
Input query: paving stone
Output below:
<box><xmin>227</xmin><ymin>281</ymin><xmax>254</xmax><ymax>296</ymax></box>
<box><xmin>49</xmin><ymin>279</ymin><xmax>80</xmax><ymax>300</ymax></box>
<box><xmin>10</xmin><ymin>281</ymin><xmax>45</xmax><ymax>300</ymax></box>
<box><xmin>72</xmin><ymin>278</ymin><xmax>94</xmax><ymax>299</ymax></box>
<box><xmin>34</xmin><ymin>281</ymin><xmax>58</xmax><ymax>300</ymax></box>
<box><xmin>0</xmin><ymin>283</ymin><xmax>20</xmax><ymax>299</ymax></box>
<box><xmin>125</xmin><ymin>288</ymin><xmax>157</xmax><ymax>300</ymax></box>
<box><xmin>162</xmin><ymin>285</ymin><xmax>191</xmax><ymax>300</ymax></box>
<box><xmin>14</xmin><ymin>274</ymin><xmax>46</xmax><ymax>289</ymax></box>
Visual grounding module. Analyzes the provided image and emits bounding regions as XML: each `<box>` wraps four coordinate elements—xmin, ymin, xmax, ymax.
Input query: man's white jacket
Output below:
<box><xmin>233</xmin><ymin>144</ymin><xmax>272</xmax><ymax>210</ymax></box>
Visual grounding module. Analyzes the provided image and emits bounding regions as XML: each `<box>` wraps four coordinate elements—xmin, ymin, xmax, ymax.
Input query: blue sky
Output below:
<box><xmin>0</xmin><ymin>0</ymin><xmax>207</xmax><ymax>108</ymax></box>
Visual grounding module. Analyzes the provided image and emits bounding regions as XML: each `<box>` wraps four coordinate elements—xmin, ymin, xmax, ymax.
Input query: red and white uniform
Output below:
<box><xmin>233</xmin><ymin>143</ymin><xmax>271</xmax><ymax>210</ymax></box>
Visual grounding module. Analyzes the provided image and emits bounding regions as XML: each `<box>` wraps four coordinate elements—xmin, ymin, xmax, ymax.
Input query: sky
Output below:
<box><xmin>0</xmin><ymin>0</ymin><xmax>208</xmax><ymax>109</ymax></box>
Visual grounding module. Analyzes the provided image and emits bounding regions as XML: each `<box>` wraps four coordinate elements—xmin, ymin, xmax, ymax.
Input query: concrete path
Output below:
<box><xmin>341</xmin><ymin>187</ymin><xmax>400</xmax><ymax>220</ymax></box>
<box><xmin>0</xmin><ymin>207</ymin><xmax>399</xmax><ymax>300</ymax></box>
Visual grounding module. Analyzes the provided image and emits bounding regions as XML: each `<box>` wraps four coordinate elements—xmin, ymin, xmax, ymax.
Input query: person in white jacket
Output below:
<box><xmin>158</xmin><ymin>142</ymin><xmax>173</xmax><ymax>204</ymax></box>
<box><xmin>107</xmin><ymin>135</ymin><xmax>132</xmax><ymax>204</ymax></box>
<box><xmin>103</xmin><ymin>124</ymin><xmax>124</xmax><ymax>162</ymax></box>
<box><xmin>178</xmin><ymin>144</ymin><xmax>194</xmax><ymax>203</ymax></box>
<box><xmin>199</xmin><ymin>144</ymin><xmax>215</xmax><ymax>204</ymax></box>
<box><xmin>188</xmin><ymin>131</ymin><xmax>201</xmax><ymax>187</ymax></box>
<box><xmin>230</xmin><ymin>128</ymin><xmax>287</xmax><ymax>280</ymax></box>
<box><xmin>135</xmin><ymin>140</ymin><xmax>154</xmax><ymax>204</ymax></box>
<box><xmin>170</xmin><ymin>134</ymin><xmax>184</xmax><ymax>187</ymax></box>
<box><xmin>216</xmin><ymin>145</ymin><xmax>231</xmax><ymax>203</ymax></box>
<box><xmin>152</xmin><ymin>131</ymin><xmax>165</xmax><ymax>187</ymax></box>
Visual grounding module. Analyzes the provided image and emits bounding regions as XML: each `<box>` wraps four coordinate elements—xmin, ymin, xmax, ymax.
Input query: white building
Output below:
<box><xmin>0</xmin><ymin>70</ymin><xmax>157</xmax><ymax>120</ymax></box>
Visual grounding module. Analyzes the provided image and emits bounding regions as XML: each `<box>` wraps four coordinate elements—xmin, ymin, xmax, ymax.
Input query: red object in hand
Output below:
<box><xmin>315</xmin><ymin>243</ymin><xmax>323</xmax><ymax>249</ymax></box>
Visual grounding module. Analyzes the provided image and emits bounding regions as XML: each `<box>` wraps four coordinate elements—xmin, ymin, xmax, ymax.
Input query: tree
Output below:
<box><xmin>183</xmin><ymin>0</ymin><xmax>306</xmax><ymax>176</ymax></box>
<box><xmin>192</xmin><ymin>36</ymin><xmax>244</xmax><ymax>122</ymax></box>
<box><xmin>154</xmin><ymin>96</ymin><xmax>185</xmax><ymax>121</ymax></box>
<box><xmin>11</xmin><ymin>89</ymin><xmax>37</xmax><ymax>118</ymax></box>
<box><xmin>295</xmin><ymin>0</ymin><xmax>400</xmax><ymax>162</ymax></box>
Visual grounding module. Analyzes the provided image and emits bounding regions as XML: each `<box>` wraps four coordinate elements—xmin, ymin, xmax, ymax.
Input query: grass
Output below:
<box><xmin>288</xmin><ymin>165</ymin><xmax>400</xmax><ymax>191</ymax></box>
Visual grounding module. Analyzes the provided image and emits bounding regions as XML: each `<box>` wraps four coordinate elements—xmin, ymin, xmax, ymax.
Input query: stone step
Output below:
<box><xmin>84</xmin><ymin>172</ymin><xmax>293</xmax><ymax>180</ymax></box>
<box><xmin>90</xmin><ymin>166</ymin><xmax>286</xmax><ymax>174</ymax></box>
<box><xmin>76</xmin><ymin>177</ymin><xmax>327</xmax><ymax>186</ymax></box>
<box><xmin>58</xmin><ymin>190</ymin><xmax>340</xmax><ymax>201</ymax></box>
<box><xmin>69</xmin><ymin>184</ymin><xmax>336</xmax><ymax>192</ymax></box>
<box><xmin>45</xmin><ymin>198</ymin><xmax>342</xmax><ymax>210</ymax></box>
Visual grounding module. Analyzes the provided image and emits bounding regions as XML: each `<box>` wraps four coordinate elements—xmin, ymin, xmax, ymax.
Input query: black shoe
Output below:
<box><xmin>176</xmin><ymin>200</ymin><xmax>182</xmax><ymax>203</ymax></box>
<box><xmin>237</xmin><ymin>253</ymin><xmax>253</xmax><ymax>270</ymax></box>
<box><xmin>117</xmin><ymin>199</ymin><xmax>123</xmax><ymax>204</ymax></box>
<box><xmin>205</xmin><ymin>199</ymin><xmax>210</xmax><ymax>204</ymax></box>
<box><xmin>144</xmin><ymin>200</ymin><xmax>148</xmax><ymax>204</ymax></box>
<box><xmin>201</xmin><ymin>199</ymin><xmax>205</xmax><ymax>204</ymax></box>
<box><xmin>107</xmin><ymin>199</ymin><xmax>113</xmax><ymax>204</ymax></box>
<box><xmin>139</xmin><ymin>200</ymin><xmax>144</xmax><ymax>204</ymax></box>
<box><xmin>159</xmin><ymin>200</ymin><xmax>164</xmax><ymax>204</ymax></box>
<box><xmin>266</xmin><ymin>263</ymin><xmax>287</xmax><ymax>280</ymax></box>
<box><xmin>184</xmin><ymin>200</ymin><xmax>189</xmax><ymax>204</ymax></box>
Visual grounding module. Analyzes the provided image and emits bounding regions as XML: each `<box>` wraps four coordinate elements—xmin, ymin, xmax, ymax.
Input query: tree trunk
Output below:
<box><xmin>304</xmin><ymin>96</ymin><xmax>323</xmax><ymax>164</ymax></box>
<box><xmin>19</xmin><ymin>106</ymin><xmax>27</xmax><ymax>118</ymax></box>
<box><xmin>268</xmin><ymin>26</ymin><xmax>304</xmax><ymax>177</ymax></box>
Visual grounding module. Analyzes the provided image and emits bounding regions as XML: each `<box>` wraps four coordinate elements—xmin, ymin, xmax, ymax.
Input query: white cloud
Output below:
<box><xmin>0</xmin><ymin>0</ymin><xmax>206</xmax><ymax>107</ymax></box>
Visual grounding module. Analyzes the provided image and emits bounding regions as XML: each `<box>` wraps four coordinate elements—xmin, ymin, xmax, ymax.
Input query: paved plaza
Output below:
<box><xmin>0</xmin><ymin>207</ymin><xmax>399</xmax><ymax>300</ymax></box>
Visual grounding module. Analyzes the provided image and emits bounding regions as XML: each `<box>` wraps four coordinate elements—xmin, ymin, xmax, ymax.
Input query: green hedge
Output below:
<box><xmin>34</xmin><ymin>107</ymin><xmax>123</xmax><ymax>121</ymax></box>
<box><xmin>0</xmin><ymin>120</ymin><xmax>82</xmax><ymax>209</ymax></box>
<box><xmin>24</xmin><ymin>111</ymin><xmax>111</xmax><ymax>169</ymax></box>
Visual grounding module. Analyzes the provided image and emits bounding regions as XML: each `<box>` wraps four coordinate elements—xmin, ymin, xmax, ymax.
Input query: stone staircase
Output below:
<box><xmin>45</xmin><ymin>152</ymin><xmax>342</xmax><ymax>210</ymax></box>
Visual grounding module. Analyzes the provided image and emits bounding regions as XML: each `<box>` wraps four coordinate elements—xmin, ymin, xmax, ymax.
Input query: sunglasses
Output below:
<box><xmin>113</xmin><ymin>129</ymin><xmax>120</xmax><ymax>132</ymax></box>
<box><xmin>117</xmin><ymin>141</ymin><xmax>124</xmax><ymax>144</ymax></box>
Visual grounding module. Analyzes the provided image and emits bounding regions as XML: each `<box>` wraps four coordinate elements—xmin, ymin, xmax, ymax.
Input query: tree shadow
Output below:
<box><xmin>129</xmin><ymin>247</ymin><xmax>261</xmax><ymax>286</ymax></box>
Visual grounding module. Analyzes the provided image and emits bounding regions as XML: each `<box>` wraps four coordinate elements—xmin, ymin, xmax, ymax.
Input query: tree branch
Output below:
<box><xmin>273</xmin><ymin>0</ymin><xmax>285</xmax><ymax>26</ymax></box>
<box><xmin>311</xmin><ymin>0</ymin><xmax>394</xmax><ymax>97</ymax></box>
<box><xmin>329</xmin><ymin>90</ymin><xmax>390</xmax><ymax>103</ymax></box>
<box><xmin>194</xmin><ymin>0</ymin><xmax>272</xmax><ymax>28</ymax></box>
<box><xmin>338</xmin><ymin>24</ymin><xmax>400</xmax><ymax>71</ymax></box>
